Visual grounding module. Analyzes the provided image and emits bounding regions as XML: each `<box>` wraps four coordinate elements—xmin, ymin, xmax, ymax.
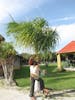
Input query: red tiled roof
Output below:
<box><xmin>57</xmin><ymin>41</ymin><xmax>75</xmax><ymax>54</ymax></box>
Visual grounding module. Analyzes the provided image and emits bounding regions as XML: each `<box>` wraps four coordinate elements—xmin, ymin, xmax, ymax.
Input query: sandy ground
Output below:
<box><xmin>0</xmin><ymin>87</ymin><xmax>75</xmax><ymax>100</ymax></box>
<box><xmin>0</xmin><ymin>87</ymin><xmax>30</xmax><ymax>100</ymax></box>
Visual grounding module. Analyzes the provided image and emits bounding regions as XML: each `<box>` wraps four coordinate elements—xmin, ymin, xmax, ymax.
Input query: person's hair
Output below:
<box><xmin>33</xmin><ymin>61</ymin><xmax>38</xmax><ymax>65</ymax></box>
<box><xmin>28</xmin><ymin>56</ymin><xmax>34</xmax><ymax>65</ymax></box>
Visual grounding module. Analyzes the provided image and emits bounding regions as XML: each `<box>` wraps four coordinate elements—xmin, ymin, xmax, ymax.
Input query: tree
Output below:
<box><xmin>7</xmin><ymin>17</ymin><xmax>59</xmax><ymax>61</ymax></box>
<box><xmin>0</xmin><ymin>41</ymin><xmax>16</xmax><ymax>86</ymax></box>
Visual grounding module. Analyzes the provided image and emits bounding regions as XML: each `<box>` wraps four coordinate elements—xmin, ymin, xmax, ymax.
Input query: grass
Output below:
<box><xmin>14</xmin><ymin>63</ymin><xmax>75</xmax><ymax>90</ymax></box>
<box><xmin>14</xmin><ymin>66</ymin><xmax>30</xmax><ymax>87</ymax></box>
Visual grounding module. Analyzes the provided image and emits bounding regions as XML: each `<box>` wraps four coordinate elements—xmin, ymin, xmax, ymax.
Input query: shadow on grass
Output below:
<box><xmin>49</xmin><ymin>89</ymin><xmax>75</xmax><ymax>99</ymax></box>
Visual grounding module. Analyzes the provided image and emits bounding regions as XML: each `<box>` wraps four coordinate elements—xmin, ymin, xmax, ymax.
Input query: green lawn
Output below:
<box><xmin>14</xmin><ymin>63</ymin><xmax>75</xmax><ymax>90</ymax></box>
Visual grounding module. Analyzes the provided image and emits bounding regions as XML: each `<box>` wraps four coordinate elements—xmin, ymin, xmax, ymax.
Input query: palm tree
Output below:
<box><xmin>0</xmin><ymin>41</ymin><xmax>16</xmax><ymax>85</ymax></box>
<box><xmin>7</xmin><ymin>17</ymin><xmax>59</xmax><ymax>61</ymax></box>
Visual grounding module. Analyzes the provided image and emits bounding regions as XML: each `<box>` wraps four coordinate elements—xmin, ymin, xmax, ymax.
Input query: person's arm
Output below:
<box><xmin>30</xmin><ymin>73</ymin><xmax>39</xmax><ymax>79</ymax></box>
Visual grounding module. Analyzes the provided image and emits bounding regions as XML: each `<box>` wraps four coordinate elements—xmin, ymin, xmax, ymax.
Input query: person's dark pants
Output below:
<box><xmin>29</xmin><ymin>77</ymin><xmax>45</xmax><ymax>97</ymax></box>
<box><xmin>38</xmin><ymin>78</ymin><xmax>45</xmax><ymax>90</ymax></box>
<box><xmin>29</xmin><ymin>77</ymin><xmax>35</xmax><ymax>97</ymax></box>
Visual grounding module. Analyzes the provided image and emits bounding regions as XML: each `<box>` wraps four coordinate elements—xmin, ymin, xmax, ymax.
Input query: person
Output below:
<box><xmin>33</xmin><ymin>61</ymin><xmax>49</xmax><ymax>96</ymax></box>
<box><xmin>29</xmin><ymin>57</ymin><xmax>49</xmax><ymax>100</ymax></box>
<box><xmin>29</xmin><ymin>56</ymin><xmax>36</xmax><ymax>100</ymax></box>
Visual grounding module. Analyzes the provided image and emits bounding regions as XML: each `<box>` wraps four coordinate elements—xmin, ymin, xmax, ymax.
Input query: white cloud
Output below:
<box><xmin>53</xmin><ymin>23</ymin><xmax>75</xmax><ymax>51</ymax></box>
<box><xmin>51</xmin><ymin>17</ymin><xmax>75</xmax><ymax>22</ymax></box>
<box><xmin>0</xmin><ymin>0</ymin><xmax>45</xmax><ymax>22</ymax></box>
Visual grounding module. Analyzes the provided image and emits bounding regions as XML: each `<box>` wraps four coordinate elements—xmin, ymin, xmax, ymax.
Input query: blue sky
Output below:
<box><xmin>0</xmin><ymin>0</ymin><xmax>75</xmax><ymax>53</ymax></box>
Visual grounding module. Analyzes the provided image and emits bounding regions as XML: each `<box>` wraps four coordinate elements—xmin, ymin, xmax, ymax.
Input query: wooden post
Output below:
<box><xmin>57</xmin><ymin>54</ymin><xmax>62</xmax><ymax>71</ymax></box>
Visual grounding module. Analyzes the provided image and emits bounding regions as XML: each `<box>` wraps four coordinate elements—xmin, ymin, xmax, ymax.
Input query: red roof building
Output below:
<box><xmin>57</xmin><ymin>41</ymin><xmax>75</xmax><ymax>71</ymax></box>
<box><xmin>57</xmin><ymin>41</ymin><xmax>75</xmax><ymax>54</ymax></box>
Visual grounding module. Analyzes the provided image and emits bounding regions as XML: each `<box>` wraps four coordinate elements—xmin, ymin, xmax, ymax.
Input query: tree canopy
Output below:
<box><xmin>0</xmin><ymin>42</ymin><xmax>16</xmax><ymax>59</ymax></box>
<box><xmin>7</xmin><ymin>17</ymin><xmax>59</xmax><ymax>54</ymax></box>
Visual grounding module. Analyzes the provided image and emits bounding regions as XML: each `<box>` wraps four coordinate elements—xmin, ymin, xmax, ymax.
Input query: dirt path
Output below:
<box><xmin>0</xmin><ymin>87</ymin><xmax>30</xmax><ymax>100</ymax></box>
<box><xmin>0</xmin><ymin>87</ymin><xmax>75</xmax><ymax>100</ymax></box>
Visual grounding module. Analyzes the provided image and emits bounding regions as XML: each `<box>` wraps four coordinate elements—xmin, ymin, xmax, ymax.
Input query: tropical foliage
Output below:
<box><xmin>7</xmin><ymin>17</ymin><xmax>59</xmax><ymax>54</ymax></box>
<box><xmin>0</xmin><ymin>39</ymin><xmax>16</xmax><ymax>85</ymax></box>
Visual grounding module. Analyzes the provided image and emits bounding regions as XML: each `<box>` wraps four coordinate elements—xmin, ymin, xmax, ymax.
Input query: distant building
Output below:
<box><xmin>0</xmin><ymin>34</ymin><xmax>5</xmax><ymax>43</ymax></box>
